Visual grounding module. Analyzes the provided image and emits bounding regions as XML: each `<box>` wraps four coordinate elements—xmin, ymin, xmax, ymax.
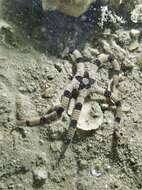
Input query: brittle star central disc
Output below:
<box><xmin>82</xmin><ymin>78</ymin><xmax>90</xmax><ymax>86</ymax></box>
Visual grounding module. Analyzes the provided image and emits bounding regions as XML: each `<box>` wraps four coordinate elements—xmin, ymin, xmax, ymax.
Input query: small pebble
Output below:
<box><xmin>15</xmin><ymin>184</ymin><xmax>24</xmax><ymax>190</ymax></box>
<box><xmin>90</xmin><ymin>168</ymin><xmax>102</xmax><ymax>177</ymax></box>
<box><xmin>36</xmin><ymin>152</ymin><xmax>47</xmax><ymax>165</ymax></box>
<box><xmin>122</xmin><ymin>105</ymin><xmax>131</xmax><ymax>113</ymax></box>
<box><xmin>42</xmin><ymin>88</ymin><xmax>54</xmax><ymax>98</ymax></box>
<box><xmin>18</xmin><ymin>86</ymin><xmax>27</xmax><ymax>92</ymax></box>
<box><xmin>8</xmin><ymin>183</ymin><xmax>14</xmax><ymax>189</ymax></box>
<box><xmin>78</xmin><ymin>160</ymin><xmax>88</xmax><ymax>170</ymax></box>
<box><xmin>33</xmin><ymin>168</ymin><xmax>48</xmax><ymax>184</ymax></box>
<box><xmin>105</xmin><ymin>165</ymin><xmax>111</xmax><ymax>172</ymax></box>
<box><xmin>50</xmin><ymin>142</ymin><xmax>61</xmax><ymax>152</ymax></box>
<box><xmin>39</xmin><ymin>139</ymin><xmax>44</xmax><ymax>145</ymax></box>
<box><xmin>130</xmin><ymin>29</ymin><xmax>140</xmax><ymax>38</ymax></box>
<box><xmin>129</xmin><ymin>40</ymin><xmax>140</xmax><ymax>51</ymax></box>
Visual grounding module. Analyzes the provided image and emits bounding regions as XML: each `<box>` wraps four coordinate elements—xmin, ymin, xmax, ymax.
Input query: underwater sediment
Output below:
<box><xmin>0</xmin><ymin>0</ymin><xmax>142</xmax><ymax>189</ymax></box>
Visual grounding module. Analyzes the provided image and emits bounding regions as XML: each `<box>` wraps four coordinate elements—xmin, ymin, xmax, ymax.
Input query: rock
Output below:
<box><xmin>54</xmin><ymin>62</ymin><xmax>62</xmax><ymax>73</ymax></box>
<box><xmin>16</xmin><ymin>93</ymin><xmax>38</xmax><ymax>120</ymax></box>
<box><xmin>42</xmin><ymin>0</ymin><xmax>97</xmax><ymax>17</ymax></box>
<box><xmin>100</xmin><ymin>103</ymin><xmax>109</xmax><ymax>111</ymax></box>
<box><xmin>49</xmin><ymin>170</ymin><xmax>63</xmax><ymax>183</ymax></box>
<box><xmin>110</xmin><ymin>181</ymin><xmax>120</xmax><ymax>189</ymax></box>
<box><xmin>131</xmin><ymin>4</ymin><xmax>142</xmax><ymax>23</ymax></box>
<box><xmin>137</xmin><ymin>58</ymin><xmax>142</xmax><ymax>71</ymax></box>
<box><xmin>0</xmin><ymin>81</ymin><xmax>15</xmax><ymax>127</ymax></box>
<box><xmin>39</xmin><ymin>139</ymin><xmax>44</xmax><ymax>145</ymax></box>
<box><xmin>129</xmin><ymin>29</ymin><xmax>140</xmax><ymax>51</ymax></box>
<box><xmin>0</xmin><ymin>19</ymin><xmax>15</xmax><ymax>48</ymax></box>
<box><xmin>42</xmin><ymin>67</ymin><xmax>56</xmax><ymax>80</ymax></box>
<box><xmin>27</xmin><ymin>82</ymin><xmax>37</xmax><ymax>93</ymax></box>
<box><xmin>50</xmin><ymin>141</ymin><xmax>62</xmax><ymax>152</ymax></box>
<box><xmin>82</xmin><ymin>43</ymin><xmax>100</xmax><ymax>59</ymax></box>
<box><xmin>0</xmin><ymin>82</ymin><xmax>13</xmax><ymax>114</ymax></box>
<box><xmin>49</xmin><ymin>121</ymin><xmax>64</xmax><ymax>140</ymax></box>
<box><xmin>0</xmin><ymin>19</ymin><xmax>13</xmax><ymax>32</ymax></box>
<box><xmin>128</xmin><ymin>40</ymin><xmax>140</xmax><ymax>51</ymax></box>
<box><xmin>41</xmin><ymin>87</ymin><xmax>54</xmax><ymax>98</ymax></box>
<box><xmin>83</xmin><ymin>47</ymin><xmax>93</xmax><ymax>60</ymax></box>
<box><xmin>18</xmin><ymin>86</ymin><xmax>27</xmax><ymax>93</ymax></box>
<box><xmin>97</xmin><ymin>53</ymin><xmax>109</xmax><ymax>63</ymax></box>
<box><xmin>76</xmin><ymin>181</ymin><xmax>87</xmax><ymax>190</ymax></box>
<box><xmin>13</xmin><ymin>127</ymin><xmax>29</xmax><ymax>138</ymax></box>
<box><xmin>133</xmin><ymin>113</ymin><xmax>139</xmax><ymax>123</ymax></box>
<box><xmin>78</xmin><ymin>160</ymin><xmax>88</xmax><ymax>170</ymax></box>
<box><xmin>42</xmin><ymin>0</ymin><xmax>132</xmax><ymax>17</ymax></box>
<box><xmin>122</xmin><ymin>105</ymin><xmax>131</xmax><ymax>113</ymax></box>
<box><xmin>104</xmin><ymin>164</ymin><xmax>111</xmax><ymax>172</ymax></box>
<box><xmin>90</xmin><ymin>168</ymin><xmax>102</xmax><ymax>177</ymax></box>
<box><xmin>116</xmin><ymin>30</ymin><xmax>131</xmax><ymax>45</ymax></box>
<box><xmin>15</xmin><ymin>184</ymin><xmax>24</xmax><ymax>190</ymax></box>
<box><xmin>36</xmin><ymin>152</ymin><xmax>47</xmax><ymax>165</ymax></box>
<box><xmin>77</xmin><ymin>101</ymin><xmax>103</xmax><ymax>131</ymax></box>
<box><xmin>130</xmin><ymin>29</ymin><xmax>140</xmax><ymax>39</ymax></box>
<box><xmin>33</xmin><ymin>168</ymin><xmax>48</xmax><ymax>185</ymax></box>
<box><xmin>70</xmin><ymin>49</ymin><xmax>83</xmax><ymax>62</ymax></box>
<box><xmin>8</xmin><ymin>183</ymin><xmax>15</xmax><ymax>189</ymax></box>
<box><xmin>87</xmin><ymin>47</ymin><xmax>100</xmax><ymax>56</ymax></box>
<box><xmin>20</xmin><ymin>164</ymin><xmax>30</xmax><ymax>173</ymax></box>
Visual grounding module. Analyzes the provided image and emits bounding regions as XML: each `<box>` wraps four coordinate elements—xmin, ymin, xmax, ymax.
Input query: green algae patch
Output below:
<box><xmin>137</xmin><ymin>58</ymin><xmax>142</xmax><ymax>71</ymax></box>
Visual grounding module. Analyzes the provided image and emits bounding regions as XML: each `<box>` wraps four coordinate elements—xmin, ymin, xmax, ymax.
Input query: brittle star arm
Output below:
<box><xmin>106</xmin><ymin>56</ymin><xmax>121</xmax><ymax>124</ymax></box>
<box><xmin>109</xmin><ymin>57</ymin><xmax>121</xmax><ymax>92</ymax></box>
<box><xmin>95</xmin><ymin>54</ymin><xmax>121</xmax><ymax>120</ymax></box>
<box><xmin>57</xmin><ymin>89</ymin><xmax>88</xmax><ymax>164</ymax></box>
<box><xmin>89</xmin><ymin>86</ymin><xmax>122</xmax><ymax>123</ymax></box>
<box><xmin>96</xmin><ymin>53</ymin><xmax>121</xmax><ymax>91</ymax></box>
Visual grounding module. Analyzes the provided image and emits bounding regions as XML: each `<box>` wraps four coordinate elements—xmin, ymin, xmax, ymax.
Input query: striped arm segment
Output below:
<box><xmin>58</xmin><ymin>89</ymin><xmax>88</xmax><ymax>162</ymax></box>
<box><xmin>95</xmin><ymin>87</ymin><xmax>122</xmax><ymax>123</ymax></box>
<box><xmin>108</xmin><ymin>56</ymin><xmax>121</xmax><ymax>92</ymax></box>
<box><xmin>16</xmin><ymin>106</ymin><xmax>64</xmax><ymax>126</ymax></box>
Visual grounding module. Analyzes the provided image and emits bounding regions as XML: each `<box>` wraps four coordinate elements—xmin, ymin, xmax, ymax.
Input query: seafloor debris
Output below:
<box><xmin>129</xmin><ymin>29</ymin><xmax>140</xmax><ymax>51</ymax></box>
<box><xmin>0</xmin><ymin>19</ymin><xmax>13</xmax><ymax>31</ymax></box>
<box><xmin>131</xmin><ymin>4</ymin><xmax>142</xmax><ymax>23</ymax></box>
<box><xmin>0</xmin><ymin>19</ymin><xmax>15</xmax><ymax>47</ymax></box>
<box><xmin>33</xmin><ymin>167</ymin><xmax>48</xmax><ymax>185</ymax></box>
<box><xmin>90</xmin><ymin>168</ymin><xmax>102</xmax><ymax>177</ymax></box>
<box><xmin>77</xmin><ymin>101</ymin><xmax>103</xmax><ymax>131</ymax></box>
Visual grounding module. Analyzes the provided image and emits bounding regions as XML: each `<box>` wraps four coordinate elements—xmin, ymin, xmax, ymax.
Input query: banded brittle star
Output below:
<box><xmin>16</xmin><ymin>49</ymin><xmax>122</xmax><ymax>165</ymax></box>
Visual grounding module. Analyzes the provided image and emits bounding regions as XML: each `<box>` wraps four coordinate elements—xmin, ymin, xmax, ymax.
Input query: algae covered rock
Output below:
<box><xmin>137</xmin><ymin>58</ymin><xmax>142</xmax><ymax>71</ymax></box>
<box><xmin>42</xmin><ymin>0</ymin><xmax>97</xmax><ymax>17</ymax></box>
<box><xmin>131</xmin><ymin>4</ymin><xmax>142</xmax><ymax>23</ymax></box>
<box><xmin>42</xmin><ymin>0</ymin><xmax>136</xmax><ymax>17</ymax></box>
